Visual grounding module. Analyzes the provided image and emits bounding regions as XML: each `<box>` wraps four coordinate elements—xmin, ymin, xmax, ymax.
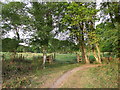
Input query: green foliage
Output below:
<box><xmin>2</xmin><ymin>38</ymin><xmax>19</xmax><ymax>52</ymax></box>
<box><xmin>98</xmin><ymin>2</ymin><xmax>120</xmax><ymax>56</ymax></box>
<box><xmin>17</xmin><ymin>45</ymin><xmax>35</xmax><ymax>52</ymax></box>
<box><xmin>48</xmin><ymin>38</ymin><xmax>79</xmax><ymax>53</ymax></box>
<box><xmin>2</xmin><ymin>2</ymin><xmax>30</xmax><ymax>40</ymax></box>
<box><xmin>2</xmin><ymin>2</ymin><xmax>25</xmax><ymax>24</ymax></box>
<box><xmin>62</xmin><ymin>2</ymin><xmax>98</xmax><ymax>25</ymax></box>
<box><xmin>2</xmin><ymin>2</ymin><xmax>30</xmax><ymax>25</ymax></box>
<box><xmin>96</xmin><ymin>21</ymin><xmax>118</xmax><ymax>53</ymax></box>
<box><xmin>30</xmin><ymin>2</ymin><xmax>56</xmax><ymax>51</ymax></box>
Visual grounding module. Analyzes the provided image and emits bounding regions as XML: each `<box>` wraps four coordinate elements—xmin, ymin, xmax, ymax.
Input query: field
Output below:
<box><xmin>1</xmin><ymin>52</ymin><xmax>119</xmax><ymax>88</ymax></box>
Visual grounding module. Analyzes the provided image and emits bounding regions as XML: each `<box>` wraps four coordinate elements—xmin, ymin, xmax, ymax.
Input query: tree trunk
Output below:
<box><xmin>102</xmin><ymin>52</ymin><xmax>104</xmax><ymax>57</ymax></box>
<box><xmin>79</xmin><ymin>22</ymin><xmax>90</xmax><ymax>64</ymax></box>
<box><xmin>93</xmin><ymin>48</ymin><xmax>99</xmax><ymax>63</ymax></box>
<box><xmin>84</xmin><ymin>46</ymin><xmax>90</xmax><ymax>64</ymax></box>
<box><xmin>42</xmin><ymin>49</ymin><xmax>47</xmax><ymax>69</ymax></box>
<box><xmin>81</xmin><ymin>43</ymin><xmax>90</xmax><ymax>64</ymax></box>
<box><xmin>95</xmin><ymin>44</ymin><xmax>102</xmax><ymax>63</ymax></box>
<box><xmin>53</xmin><ymin>52</ymin><xmax>56</xmax><ymax>60</ymax></box>
<box><xmin>87</xmin><ymin>51</ymin><xmax>91</xmax><ymax>61</ymax></box>
<box><xmin>81</xmin><ymin>45</ymin><xmax>85</xmax><ymax>63</ymax></box>
<box><xmin>76</xmin><ymin>53</ymin><xmax>81</xmax><ymax>63</ymax></box>
<box><xmin>14</xmin><ymin>26</ymin><xmax>20</xmax><ymax>41</ymax></box>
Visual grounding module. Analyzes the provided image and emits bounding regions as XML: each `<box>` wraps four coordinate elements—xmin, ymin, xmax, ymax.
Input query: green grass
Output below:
<box><xmin>84</xmin><ymin>63</ymin><xmax>118</xmax><ymax>88</ymax></box>
<box><xmin>30</xmin><ymin>63</ymin><xmax>81</xmax><ymax>88</ymax></box>
<box><xmin>62</xmin><ymin>61</ymin><xmax>119</xmax><ymax>88</ymax></box>
<box><xmin>55</xmin><ymin>53</ymin><xmax>77</xmax><ymax>63</ymax></box>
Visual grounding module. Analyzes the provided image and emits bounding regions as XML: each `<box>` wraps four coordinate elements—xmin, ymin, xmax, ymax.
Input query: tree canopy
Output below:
<box><xmin>1</xmin><ymin>1</ymin><xmax>119</xmax><ymax>64</ymax></box>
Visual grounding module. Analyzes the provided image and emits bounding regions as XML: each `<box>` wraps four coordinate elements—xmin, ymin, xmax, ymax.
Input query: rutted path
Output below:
<box><xmin>49</xmin><ymin>64</ymin><xmax>103</xmax><ymax>88</ymax></box>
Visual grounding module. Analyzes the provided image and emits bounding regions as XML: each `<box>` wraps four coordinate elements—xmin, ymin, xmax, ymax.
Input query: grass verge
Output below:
<box><xmin>62</xmin><ymin>62</ymin><xmax>118</xmax><ymax>88</ymax></box>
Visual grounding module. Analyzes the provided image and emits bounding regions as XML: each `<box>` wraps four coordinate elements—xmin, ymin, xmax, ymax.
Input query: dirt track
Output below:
<box><xmin>49</xmin><ymin>64</ymin><xmax>103</xmax><ymax>88</ymax></box>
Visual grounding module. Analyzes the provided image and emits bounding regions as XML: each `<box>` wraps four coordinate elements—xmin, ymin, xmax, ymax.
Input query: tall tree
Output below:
<box><xmin>30</xmin><ymin>2</ymin><xmax>55</xmax><ymax>68</ymax></box>
<box><xmin>61</xmin><ymin>2</ymin><xmax>98</xmax><ymax>64</ymax></box>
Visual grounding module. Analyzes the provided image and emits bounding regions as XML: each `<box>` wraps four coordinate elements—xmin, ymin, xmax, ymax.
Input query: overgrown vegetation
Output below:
<box><xmin>2</xmin><ymin>53</ymin><xmax>81</xmax><ymax>88</ymax></box>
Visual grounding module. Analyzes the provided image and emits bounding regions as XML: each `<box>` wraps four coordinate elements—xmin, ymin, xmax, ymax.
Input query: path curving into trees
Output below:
<box><xmin>49</xmin><ymin>64</ymin><xmax>103</xmax><ymax>88</ymax></box>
